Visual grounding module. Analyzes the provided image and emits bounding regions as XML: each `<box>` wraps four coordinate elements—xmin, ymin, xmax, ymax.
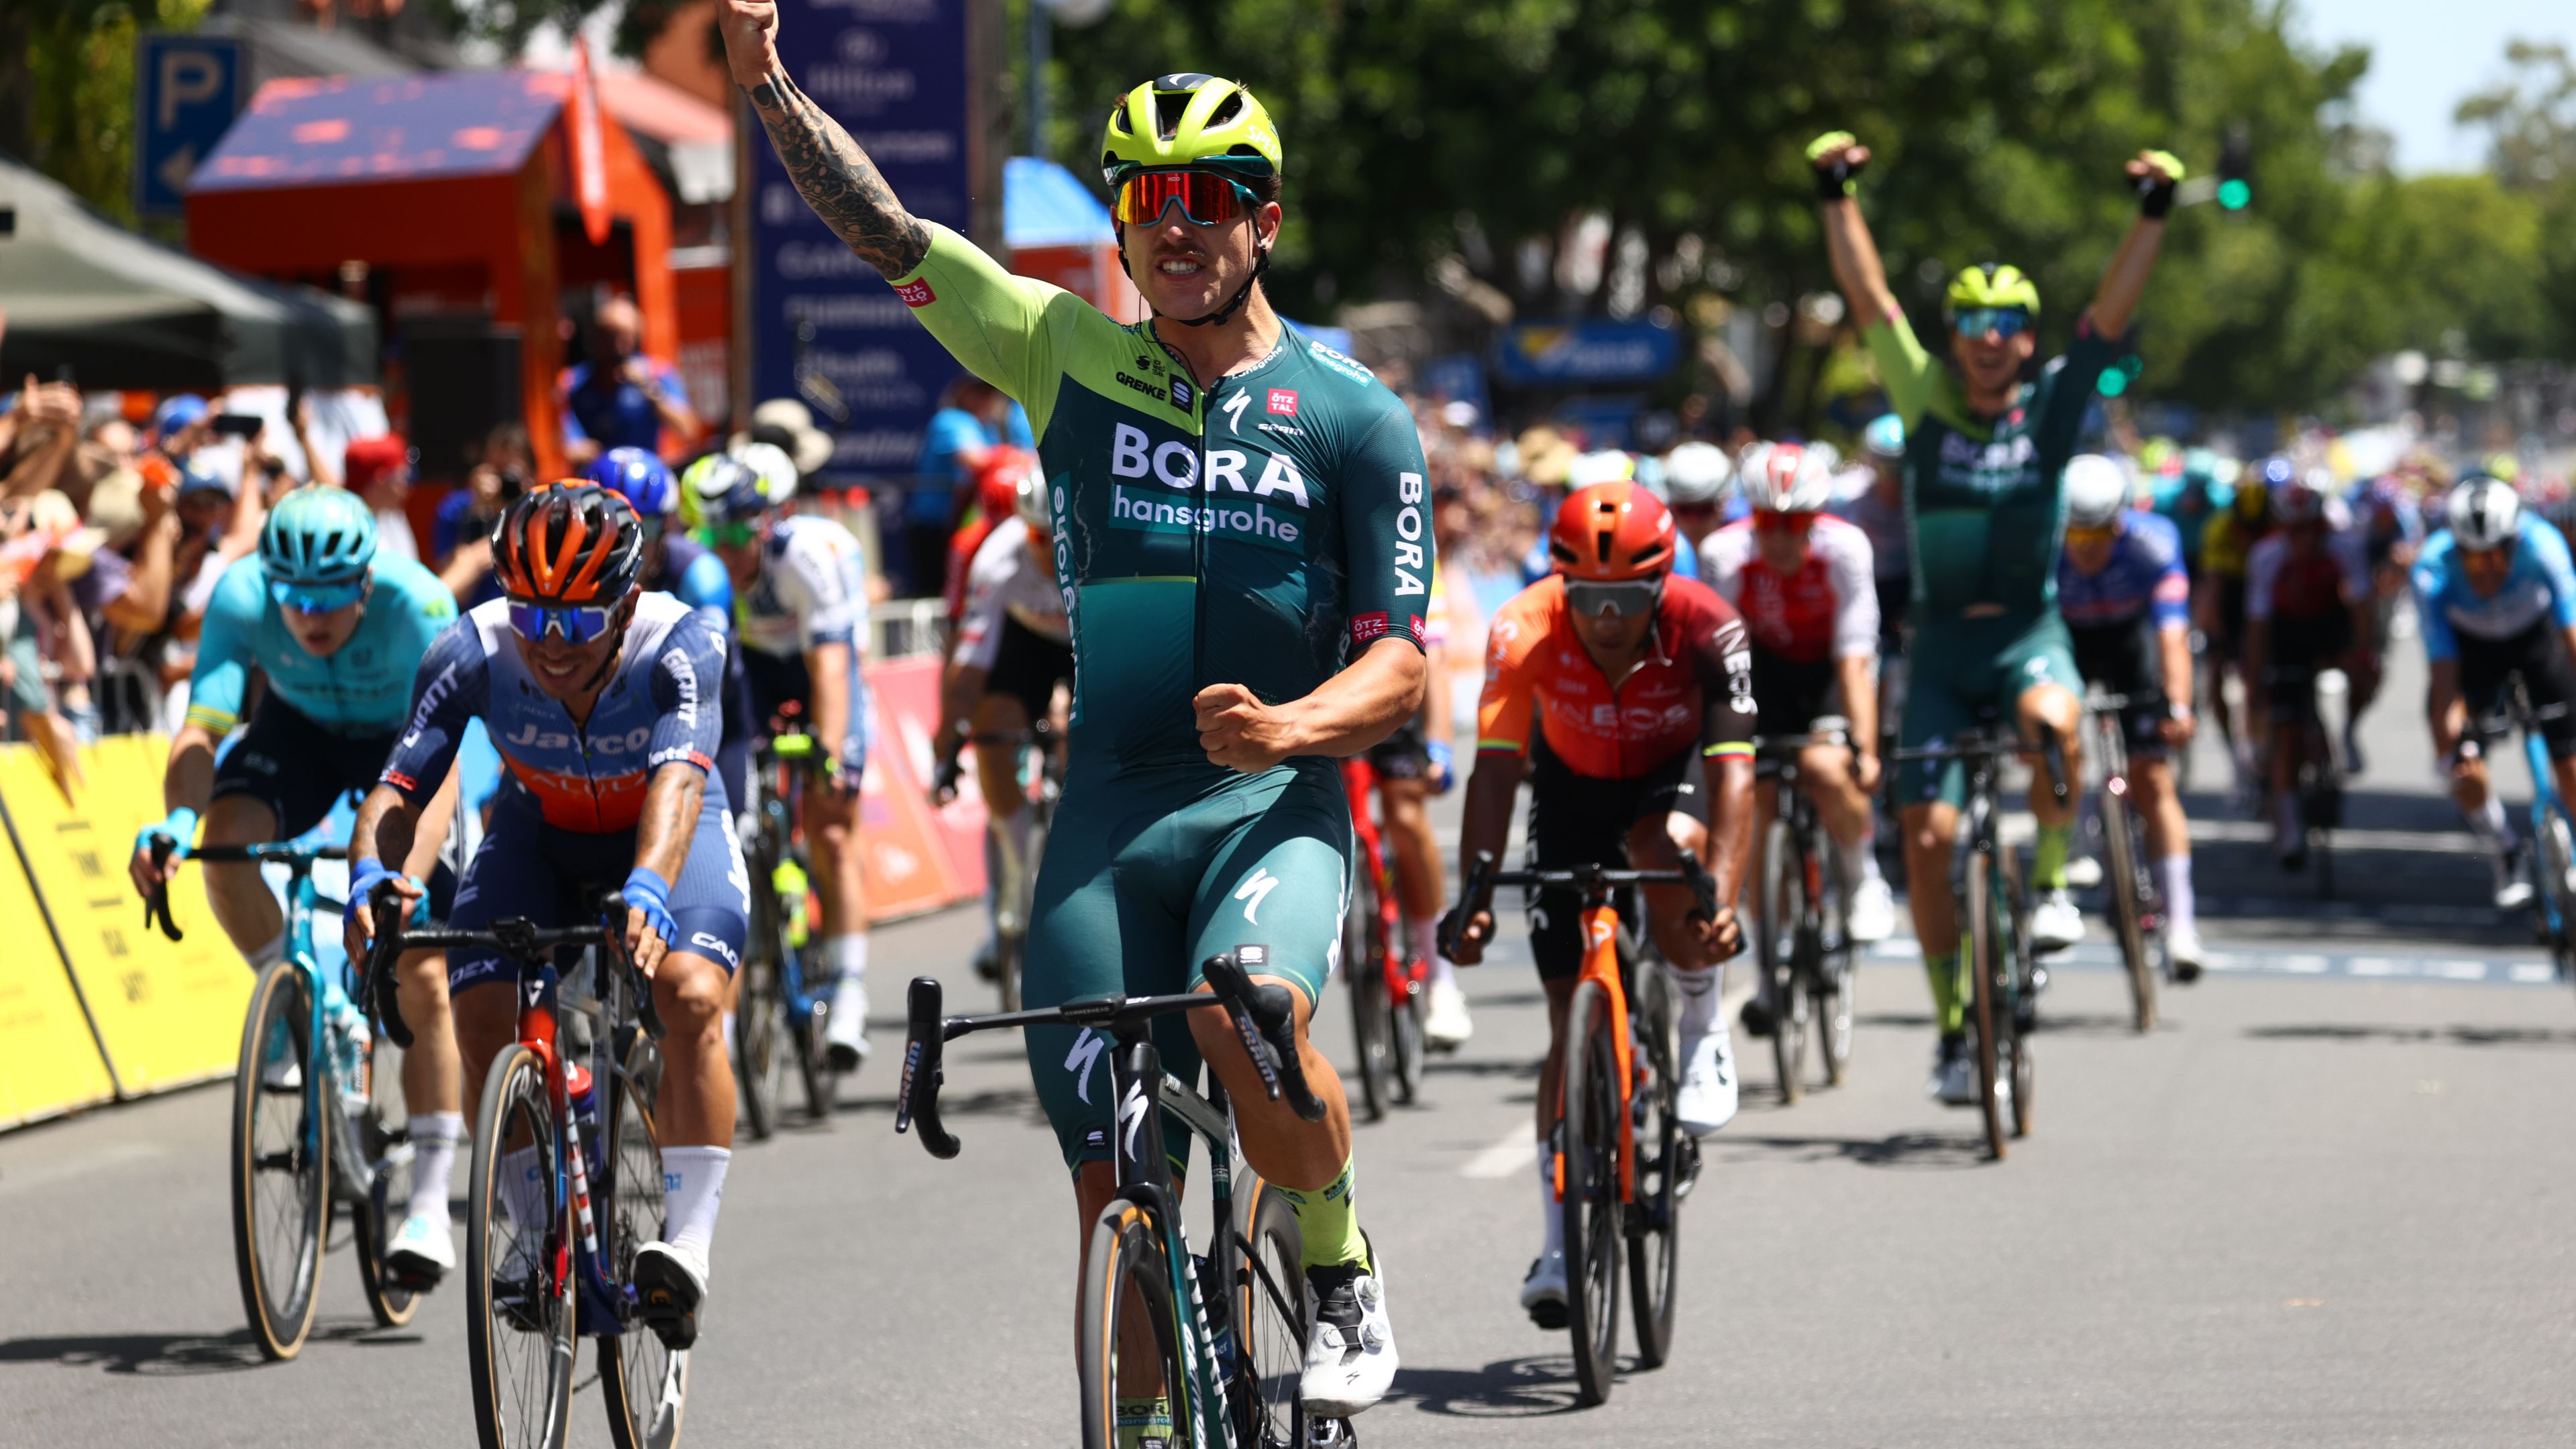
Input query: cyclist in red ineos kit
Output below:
<box><xmin>1443</xmin><ymin>481</ymin><xmax>1756</xmax><ymax>1320</ymax></box>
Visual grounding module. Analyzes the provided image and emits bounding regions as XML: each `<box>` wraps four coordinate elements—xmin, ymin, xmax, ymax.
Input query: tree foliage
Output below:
<box><xmin>12</xmin><ymin>0</ymin><xmax>215</xmax><ymax>227</ymax></box>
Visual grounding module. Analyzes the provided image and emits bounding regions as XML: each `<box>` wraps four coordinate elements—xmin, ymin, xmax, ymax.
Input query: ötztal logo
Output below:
<box><xmin>1350</xmin><ymin>612</ymin><xmax>1390</xmax><ymax>644</ymax></box>
<box><xmin>894</xmin><ymin>278</ymin><xmax>936</xmax><ymax>307</ymax></box>
<box><xmin>1267</xmin><ymin>388</ymin><xmax>1299</xmax><ymax>417</ymax></box>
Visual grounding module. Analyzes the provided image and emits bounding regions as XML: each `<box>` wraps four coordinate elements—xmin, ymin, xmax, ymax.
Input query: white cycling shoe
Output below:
<box><xmin>1519</xmin><ymin>1250</ymin><xmax>1568</xmax><ymax>1327</ymax></box>
<box><xmin>2494</xmin><ymin>847</ymin><xmax>2536</xmax><ymax>912</ymax></box>
<box><xmin>634</xmin><ymin>1240</ymin><xmax>709</xmax><ymax>1350</ymax></box>
<box><xmin>1929</xmin><ymin>1037</ymin><xmax>1976</xmax><ymax>1106</ymax></box>
<box><xmin>824</xmin><ymin>975</ymin><xmax>869</xmax><ymax>1071</ymax></box>
<box><xmin>1675</xmin><ymin>1026</ymin><xmax>1738</xmax><ymax>1136</ymax></box>
<box><xmin>386</xmin><ymin>1211</ymin><xmax>455</xmax><ymax>1283</ymax></box>
<box><xmin>1424</xmin><ymin>980</ymin><xmax>1474</xmax><ymax>1049</ymax></box>
<box><xmin>2167</xmin><ymin>926</ymin><xmax>2206</xmax><ymax>983</ymax></box>
<box><xmin>1846</xmin><ymin>877</ymin><xmax>1898</xmax><ymax>944</ymax></box>
<box><xmin>1300</xmin><ymin>1236</ymin><xmax>1396</xmax><ymax>1417</ymax></box>
<box><xmin>2031</xmin><ymin>889</ymin><xmax>2086</xmax><ymax>953</ymax></box>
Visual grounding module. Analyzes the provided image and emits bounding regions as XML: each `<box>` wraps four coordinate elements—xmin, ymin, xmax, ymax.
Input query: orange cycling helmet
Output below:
<box><xmin>1548</xmin><ymin>481</ymin><xmax>1676</xmax><ymax>582</ymax></box>
<box><xmin>972</xmin><ymin>445</ymin><xmax>1040</xmax><ymax>527</ymax></box>
<box><xmin>494</xmin><ymin>482</ymin><xmax>646</xmax><ymax>605</ymax></box>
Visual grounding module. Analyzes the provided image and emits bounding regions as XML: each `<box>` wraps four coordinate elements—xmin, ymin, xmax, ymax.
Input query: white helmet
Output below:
<box><xmin>1565</xmin><ymin>449</ymin><xmax>1637</xmax><ymax>490</ymax></box>
<box><xmin>2062</xmin><ymin>453</ymin><xmax>2131</xmax><ymax>528</ymax></box>
<box><xmin>1736</xmin><ymin>442</ymin><xmax>1833</xmax><ymax>513</ymax></box>
<box><xmin>1662</xmin><ymin>442</ymin><xmax>1733</xmax><ymax>505</ymax></box>
<box><xmin>729</xmin><ymin>440</ymin><xmax>800</xmax><ymax>508</ymax></box>
<box><xmin>2447</xmin><ymin>475</ymin><xmax>2522</xmax><ymax>551</ymax></box>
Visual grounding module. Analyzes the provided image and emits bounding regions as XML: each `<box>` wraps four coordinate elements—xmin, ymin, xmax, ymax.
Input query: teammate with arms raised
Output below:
<box><xmin>724</xmin><ymin>2</ymin><xmax>1424</xmax><ymax>1420</ymax></box>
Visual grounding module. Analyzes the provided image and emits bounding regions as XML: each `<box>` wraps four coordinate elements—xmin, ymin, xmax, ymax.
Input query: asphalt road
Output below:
<box><xmin>8</xmin><ymin>636</ymin><xmax>2576</xmax><ymax>1447</ymax></box>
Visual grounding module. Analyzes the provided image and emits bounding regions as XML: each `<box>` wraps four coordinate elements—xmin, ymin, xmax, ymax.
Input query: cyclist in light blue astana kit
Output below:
<box><xmin>722</xmin><ymin>0</ymin><xmax>1416</xmax><ymax>1419</ymax></box>
<box><xmin>125</xmin><ymin>484</ymin><xmax>472</xmax><ymax>1285</ymax></box>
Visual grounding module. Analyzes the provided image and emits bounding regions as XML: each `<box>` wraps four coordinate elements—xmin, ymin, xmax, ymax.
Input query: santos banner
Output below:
<box><xmin>0</xmin><ymin>735</ymin><xmax>249</xmax><ymax>1101</ymax></box>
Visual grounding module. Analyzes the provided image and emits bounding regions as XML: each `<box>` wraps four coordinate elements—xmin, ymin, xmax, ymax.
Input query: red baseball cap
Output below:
<box><xmin>343</xmin><ymin>434</ymin><xmax>411</xmax><ymax>489</ymax></box>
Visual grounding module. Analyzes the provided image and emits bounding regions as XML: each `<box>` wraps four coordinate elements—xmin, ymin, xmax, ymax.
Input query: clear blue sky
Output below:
<box><xmin>2306</xmin><ymin>0</ymin><xmax>2572</xmax><ymax>172</ymax></box>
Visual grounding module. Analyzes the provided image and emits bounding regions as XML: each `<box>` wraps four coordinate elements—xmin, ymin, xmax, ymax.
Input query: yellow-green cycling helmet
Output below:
<box><xmin>1944</xmin><ymin>262</ymin><xmax>2041</xmax><ymax>319</ymax></box>
<box><xmin>1100</xmin><ymin>73</ymin><xmax>1281</xmax><ymax>186</ymax></box>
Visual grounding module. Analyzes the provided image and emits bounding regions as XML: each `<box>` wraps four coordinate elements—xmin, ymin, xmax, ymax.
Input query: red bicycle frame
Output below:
<box><xmin>1340</xmin><ymin>758</ymin><xmax>1425</xmax><ymax>1010</ymax></box>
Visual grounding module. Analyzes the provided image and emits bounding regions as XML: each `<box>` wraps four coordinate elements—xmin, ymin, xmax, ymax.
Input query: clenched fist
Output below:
<box><xmin>717</xmin><ymin>0</ymin><xmax>782</xmax><ymax>91</ymax></box>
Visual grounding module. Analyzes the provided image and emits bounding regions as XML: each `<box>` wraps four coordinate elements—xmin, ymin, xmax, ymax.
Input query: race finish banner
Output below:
<box><xmin>749</xmin><ymin>0</ymin><xmax>973</xmax><ymax>484</ymax></box>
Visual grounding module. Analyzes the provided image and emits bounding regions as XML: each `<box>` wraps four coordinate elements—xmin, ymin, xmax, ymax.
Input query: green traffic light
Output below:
<box><xmin>2218</xmin><ymin>178</ymin><xmax>2251</xmax><ymax>210</ymax></box>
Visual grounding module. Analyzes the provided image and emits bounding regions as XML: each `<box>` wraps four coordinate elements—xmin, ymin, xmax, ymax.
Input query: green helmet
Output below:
<box><xmin>260</xmin><ymin>485</ymin><xmax>376</xmax><ymax>586</ymax></box>
<box><xmin>1945</xmin><ymin>262</ymin><xmax>2041</xmax><ymax>319</ymax></box>
<box><xmin>1099</xmin><ymin>73</ymin><xmax>1281</xmax><ymax>186</ymax></box>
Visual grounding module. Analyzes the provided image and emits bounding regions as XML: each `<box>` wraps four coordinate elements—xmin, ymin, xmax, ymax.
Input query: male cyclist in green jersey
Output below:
<box><xmin>722</xmin><ymin>2</ymin><xmax>1419</xmax><ymax>1422</ymax></box>
<box><xmin>1809</xmin><ymin>130</ymin><xmax>2180</xmax><ymax>1102</ymax></box>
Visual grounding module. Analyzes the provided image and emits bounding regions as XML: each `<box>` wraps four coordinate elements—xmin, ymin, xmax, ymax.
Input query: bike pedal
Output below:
<box><xmin>1305</xmin><ymin>1417</ymin><xmax>1358</xmax><ymax>1447</ymax></box>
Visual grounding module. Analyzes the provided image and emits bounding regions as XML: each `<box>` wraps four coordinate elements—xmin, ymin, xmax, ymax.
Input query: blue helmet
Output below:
<box><xmin>260</xmin><ymin>486</ymin><xmax>376</xmax><ymax>586</ymax></box>
<box><xmin>585</xmin><ymin>447</ymin><xmax>678</xmax><ymax>519</ymax></box>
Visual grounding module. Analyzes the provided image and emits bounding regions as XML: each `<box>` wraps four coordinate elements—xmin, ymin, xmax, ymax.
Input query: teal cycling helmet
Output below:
<box><xmin>1864</xmin><ymin>413</ymin><xmax>1905</xmax><ymax>461</ymax></box>
<box><xmin>260</xmin><ymin>485</ymin><xmax>377</xmax><ymax>586</ymax></box>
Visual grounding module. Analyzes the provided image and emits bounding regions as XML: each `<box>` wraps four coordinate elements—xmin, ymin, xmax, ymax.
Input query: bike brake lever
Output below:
<box><xmin>366</xmin><ymin>883</ymin><xmax>416</xmax><ymax>1049</ymax></box>
<box><xmin>599</xmin><ymin>890</ymin><xmax>665</xmax><ymax>1042</ymax></box>
<box><xmin>1439</xmin><ymin>851</ymin><xmax>1497</xmax><ymax>960</ymax></box>
<box><xmin>898</xmin><ymin>976</ymin><xmax>960</xmax><ymax>1158</ymax></box>
<box><xmin>1204</xmin><ymin>949</ymin><xmax>1325</xmax><ymax>1122</ymax></box>
<box><xmin>142</xmin><ymin>837</ymin><xmax>184</xmax><ymax>943</ymax></box>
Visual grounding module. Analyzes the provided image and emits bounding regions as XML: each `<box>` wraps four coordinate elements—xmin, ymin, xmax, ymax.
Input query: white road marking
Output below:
<box><xmin>1462</xmin><ymin>1128</ymin><xmax>1536</xmax><ymax>1179</ymax></box>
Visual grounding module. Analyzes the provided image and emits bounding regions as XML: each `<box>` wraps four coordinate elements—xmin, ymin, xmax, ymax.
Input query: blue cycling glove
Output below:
<box><xmin>622</xmin><ymin>867</ymin><xmax>678</xmax><ymax>950</ymax></box>
<box><xmin>137</xmin><ymin>807</ymin><xmax>199</xmax><ymax>863</ymax></box>
<box><xmin>344</xmin><ymin>857</ymin><xmax>404</xmax><ymax>936</ymax></box>
<box><xmin>1426</xmin><ymin>738</ymin><xmax>1456</xmax><ymax>795</ymax></box>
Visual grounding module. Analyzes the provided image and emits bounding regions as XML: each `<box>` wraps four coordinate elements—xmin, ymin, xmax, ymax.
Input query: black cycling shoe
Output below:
<box><xmin>633</xmin><ymin>1242</ymin><xmax>706</xmax><ymax>1350</ymax></box>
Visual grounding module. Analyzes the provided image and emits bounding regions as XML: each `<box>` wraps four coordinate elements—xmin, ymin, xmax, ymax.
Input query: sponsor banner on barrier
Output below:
<box><xmin>0</xmin><ymin>833</ymin><xmax>115</xmax><ymax>1128</ymax></box>
<box><xmin>0</xmin><ymin>737</ymin><xmax>250</xmax><ymax>1095</ymax></box>
<box><xmin>868</xmin><ymin>653</ymin><xmax>989</xmax><ymax>900</ymax></box>
<box><xmin>859</xmin><ymin>657</ymin><xmax>968</xmax><ymax>920</ymax></box>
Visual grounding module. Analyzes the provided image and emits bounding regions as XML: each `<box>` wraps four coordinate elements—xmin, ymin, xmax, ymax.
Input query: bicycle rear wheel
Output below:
<box><xmin>468</xmin><ymin>1046</ymin><xmax>576</xmax><ymax>1449</ymax></box>
<box><xmin>601</xmin><ymin>1043</ymin><xmax>688</xmax><ymax>1449</ymax></box>
<box><xmin>1344</xmin><ymin>865</ymin><xmax>1394</xmax><ymax>1122</ymax></box>
<box><xmin>1758</xmin><ymin>818</ymin><xmax>1809</xmax><ymax>1104</ymax></box>
<box><xmin>1077</xmin><ymin>1197</ymin><xmax>1193</xmax><ymax>1449</ymax></box>
<box><xmin>1964</xmin><ymin>856</ymin><xmax>2011</xmax><ymax>1162</ymax></box>
<box><xmin>1226</xmin><ymin>1179</ymin><xmax>1310</xmax><ymax>1449</ymax></box>
<box><xmin>1625</xmin><ymin>961</ymin><xmax>1682</xmax><ymax>1370</ymax></box>
<box><xmin>2000</xmin><ymin>851</ymin><xmax>2037</xmax><ymax>1139</ymax></box>
<box><xmin>231</xmin><ymin>961</ymin><xmax>328</xmax><ymax>1360</ymax></box>
<box><xmin>2102</xmin><ymin>768</ymin><xmax>2157</xmax><ymax>1033</ymax></box>
<box><xmin>2540</xmin><ymin>808</ymin><xmax>2576</xmax><ymax>987</ymax></box>
<box><xmin>795</xmin><ymin>953</ymin><xmax>841</xmax><ymax>1122</ymax></box>
<box><xmin>353</xmin><ymin>1034</ymin><xmax>421</xmax><ymax>1328</ymax></box>
<box><xmin>733</xmin><ymin>942</ymin><xmax>784</xmax><ymax>1142</ymax></box>
<box><xmin>1559</xmin><ymin>980</ymin><xmax>1624</xmax><ymax>1405</ymax></box>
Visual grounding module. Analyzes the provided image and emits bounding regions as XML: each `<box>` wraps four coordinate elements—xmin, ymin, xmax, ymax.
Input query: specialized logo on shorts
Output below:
<box><xmin>1234</xmin><ymin>865</ymin><xmax>1281</xmax><ymax>924</ymax></box>
<box><xmin>894</xmin><ymin>278</ymin><xmax>936</xmax><ymax>307</ymax></box>
<box><xmin>1267</xmin><ymin>388</ymin><xmax>1298</xmax><ymax>417</ymax></box>
<box><xmin>1066</xmin><ymin>1027</ymin><xmax>1107</xmax><ymax>1104</ymax></box>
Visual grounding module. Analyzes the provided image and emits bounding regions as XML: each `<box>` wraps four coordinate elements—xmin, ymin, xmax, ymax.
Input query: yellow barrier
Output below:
<box><xmin>0</xmin><ymin>820</ymin><xmax>114</xmax><ymax>1128</ymax></box>
<box><xmin>0</xmin><ymin>736</ymin><xmax>249</xmax><ymax>1098</ymax></box>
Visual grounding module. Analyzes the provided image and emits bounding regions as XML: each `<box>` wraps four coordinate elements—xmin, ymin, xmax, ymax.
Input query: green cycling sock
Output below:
<box><xmin>1116</xmin><ymin>1397</ymin><xmax>1173</xmax><ymax>1449</ymax></box>
<box><xmin>2033</xmin><ymin>822</ymin><xmax>2072</xmax><ymax>891</ymax></box>
<box><xmin>1275</xmin><ymin>1158</ymin><xmax>1367</xmax><ymax>1270</ymax></box>
<box><xmin>1924</xmin><ymin>950</ymin><xmax>1967</xmax><ymax>1038</ymax></box>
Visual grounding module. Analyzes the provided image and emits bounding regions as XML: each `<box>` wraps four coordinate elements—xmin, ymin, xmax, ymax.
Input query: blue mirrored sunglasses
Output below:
<box><xmin>268</xmin><ymin>579</ymin><xmax>366</xmax><ymax>614</ymax></box>
<box><xmin>1951</xmin><ymin>307</ymin><xmax>2033</xmax><ymax>339</ymax></box>
<box><xmin>506</xmin><ymin>600</ymin><xmax>618</xmax><ymax>645</ymax></box>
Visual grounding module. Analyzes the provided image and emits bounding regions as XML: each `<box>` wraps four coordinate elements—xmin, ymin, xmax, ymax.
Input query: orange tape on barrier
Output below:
<box><xmin>0</xmin><ymin>737</ymin><xmax>250</xmax><ymax>1097</ymax></box>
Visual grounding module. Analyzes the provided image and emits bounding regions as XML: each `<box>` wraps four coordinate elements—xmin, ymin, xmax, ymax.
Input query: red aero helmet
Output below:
<box><xmin>1549</xmin><ymin>481</ymin><xmax>1676</xmax><ymax>582</ymax></box>
<box><xmin>973</xmin><ymin>445</ymin><xmax>1040</xmax><ymax>523</ymax></box>
<box><xmin>494</xmin><ymin>482</ymin><xmax>646</xmax><ymax>605</ymax></box>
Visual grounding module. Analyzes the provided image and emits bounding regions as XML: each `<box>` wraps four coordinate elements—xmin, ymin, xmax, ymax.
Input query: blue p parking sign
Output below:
<box><xmin>134</xmin><ymin>34</ymin><xmax>246</xmax><ymax>219</ymax></box>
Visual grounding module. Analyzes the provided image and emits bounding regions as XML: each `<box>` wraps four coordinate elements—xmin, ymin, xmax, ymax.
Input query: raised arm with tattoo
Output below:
<box><xmin>718</xmin><ymin>0</ymin><xmax>928</xmax><ymax>278</ymax></box>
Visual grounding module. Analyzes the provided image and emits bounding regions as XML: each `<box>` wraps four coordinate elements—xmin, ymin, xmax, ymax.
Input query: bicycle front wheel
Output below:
<box><xmin>601</xmin><ymin>1042</ymin><xmax>688</xmax><ymax>1449</ymax></box>
<box><xmin>1344</xmin><ymin>866</ymin><xmax>1394</xmax><ymax>1122</ymax></box>
<box><xmin>1965</xmin><ymin>856</ymin><xmax>2011</xmax><ymax>1163</ymax></box>
<box><xmin>467</xmin><ymin>1046</ymin><xmax>576</xmax><ymax>1449</ymax></box>
<box><xmin>1077</xmin><ymin>1197</ymin><xmax>1193</xmax><ymax>1449</ymax></box>
<box><xmin>1815</xmin><ymin>831</ymin><xmax>1857</xmax><ymax>1086</ymax></box>
<box><xmin>2102</xmin><ymin>769</ymin><xmax>2157</xmax><ymax>1033</ymax></box>
<box><xmin>232</xmin><ymin>961</ymin><xmax>328</xmax><ymax>1360</ymax></box>
<box><xmin>733</xmin><ymin>945</ymin><xmax>784</xmax><ymax>1142</ymax></box>
<box><xmin>1226</xmin><ymin>1179</ymin><xmax>1310</xmax><ymax>1449</ymax></box>
<box><xmin>1757</xmin><ymin>818</ymin><xmax>1808</xmax><ymax>1104</ymax></box>
<box><xmin>353</xmin><ymin>1032</ymin><xmax>421</xmax><ymax>1329</ymax></box>
<box><xmin>1559</xmin><ymin>979</ymin><xmax>1624</xmax><ymax>1405</ymax></box>
<box><xmin>1625</xmin><ymin>960</ymin><xmax>1682</xmax><ymax>1370</ymax></box>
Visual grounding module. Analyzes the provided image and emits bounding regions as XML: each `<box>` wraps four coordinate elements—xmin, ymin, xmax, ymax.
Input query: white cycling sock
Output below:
<box><xmin>499</xmin><ymin>1144</ymin><xmax>546</xmax><ymax>1238</ymax></box>
<box><xmin>2157</xmin><ymin>855</ymin><xmax>2197</xmax><ymax>937</ymax></box>
<box><xmin>1675</xmin><ymin>965</ymin><xmax>1720</xmax><ymax>1036</ymax></box>
<box><xmin>1536</xmin><ymin>1147</ymin><xmax>1564</xmax><ymax>1258</ymax></box>
<box><xmin>2465</xmin><ymin>795</ymin><xmax>2517</xmax><ymax>851</ymax></box>
<box><xmin>1407</xmin><ymin>918</ymin><xmax>1446</xmax><ymax>981</ymax></box>
<box><xmin>659</xmin><ymin>1145</ymin><xmax>731</xmax><ymax>1267</ymax></box>
<box><xmin>1838</xmin><ymin>834</ymin><xmax>1882</xmax><ymax>888</ymax></box>
<box><xmin>409</xmin><ymin>1112</ymin><xmax>464</xmax><ymax>1228</ymax></box>
<box><xmin>827</xmin><ymin>933</ymin><xmax>868</xmax><ymax>987</ymax></box>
